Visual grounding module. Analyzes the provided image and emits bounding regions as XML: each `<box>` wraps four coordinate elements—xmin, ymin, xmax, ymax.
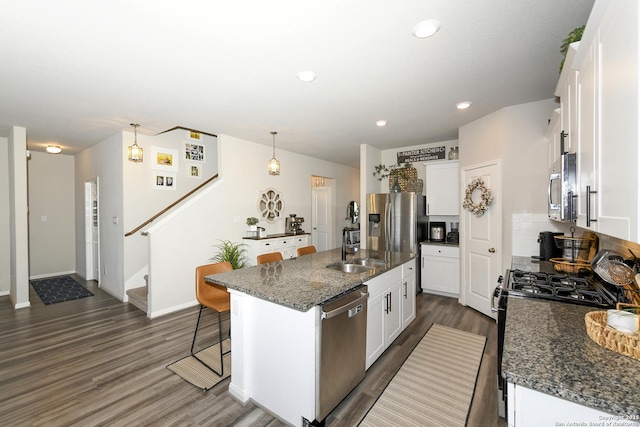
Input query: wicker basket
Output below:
<box><xmin>584</xmin><ymin>310</ymin><xmax>640</xmax><ymax>360</ymax></box>
<box><xmin>388</xmin><ymin>167</ymin><xmax>418</xmax><ymax>192</ymax></box>
<box><xmin>549</xmin><ymin>257</ymin><xmax>591</xmax><ymax>274</ymax></box>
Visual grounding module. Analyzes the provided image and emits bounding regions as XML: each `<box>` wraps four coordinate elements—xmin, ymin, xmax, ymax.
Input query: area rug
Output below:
<box><xmin>167</xmin><ymin>339</ymin><xmax>231</xmax><ymax>391</ymax></box>
<box><xmin>30</xmin><ymin>275</ymin><xmax>94</xmax><ymax>305</ymax></box>
<box><xmin>360</xmin><ymin>324</ymin><xmax>486</xmax><ymax>427</ymax></box>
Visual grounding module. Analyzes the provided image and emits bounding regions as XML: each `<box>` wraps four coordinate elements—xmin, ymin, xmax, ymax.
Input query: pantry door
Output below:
<box><xmin>461</xmin><ymin>161</ymin><xmax>501</xmax><ymax>319</ymax></box>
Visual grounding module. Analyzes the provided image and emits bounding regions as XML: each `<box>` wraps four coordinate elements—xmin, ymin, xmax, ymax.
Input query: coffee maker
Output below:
<box><xmin>285</xmin><ymin>214</ymin><xmax>305</xmax><ymax>235</ymax></box>
<box><xmin>447</xmin><ymin>221</ymin><xmax>459</xmax><ymax>243</ymax></box>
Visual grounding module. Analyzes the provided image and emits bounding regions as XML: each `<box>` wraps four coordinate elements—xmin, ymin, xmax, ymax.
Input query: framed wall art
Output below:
<box><xmin>183</xmin><ymin>141</ymin><xmax>205</xmax><ymax>162</ymax></box>
<box><xmin>186</xmin><ymin>163</ymin><xmax>202</xmax><ymax>179</ymax></box>
<box><xmin>153</xmin><ymin>172</ymin><xmax>177</xmax><ymax>190</ymax></box>
<box><xmin>151</xmin><ymin>146</ymin><xmax>178</xmax><ymax>172</ymax></box>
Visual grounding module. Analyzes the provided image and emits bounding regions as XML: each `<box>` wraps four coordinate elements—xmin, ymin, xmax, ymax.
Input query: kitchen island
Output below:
<box><xmin>205</xmin><ymin>248</ymin><xmax>415</xmax><ymax>426</ymax></box>
<box><xmin>503</xmin><ymin>297</ymin><xmax>640</xmax><ymax>426</ymax></box>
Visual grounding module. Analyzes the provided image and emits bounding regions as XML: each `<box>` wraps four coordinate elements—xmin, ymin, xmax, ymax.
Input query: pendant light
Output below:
<box><xmin>128</xmin><ymin>123</ymin><xmax>143</xmax><ymax>162</ymax></box>
<box><xmin>268</xmin><ymin>131</ymin><xmax>280</xmax><ymax>175</ymax></box>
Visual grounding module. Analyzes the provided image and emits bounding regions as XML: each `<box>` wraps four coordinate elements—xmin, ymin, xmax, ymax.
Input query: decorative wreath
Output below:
<box><xmin>462</xmin><ymin>178</ymin><xmax>493</xmax><ymax>217</ymax></box>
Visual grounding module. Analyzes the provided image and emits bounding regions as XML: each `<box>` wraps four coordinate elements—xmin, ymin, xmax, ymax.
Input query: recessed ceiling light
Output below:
<box><xmin>456</xmin><ymin>101</ymin><xmax>472</xmax><ymax>110</ymax></box>
<box><xmin>46</xmin><ymin>145</ymin><xmax>62</xmax><ymax>154</ymax></box>
<box><xmin>376</xmin><ymin>120</ymin><xmax>388</xmax><ymax>127</ymax></box>
<box><xmin>413</xmin><ymin>19</ymin><xmax>441</xmax><ymax>39</ymax></box>
<box><xmin>297</xmin><ymin>70</ymin><xmax>317</xmax><ymax>82</ymax></box>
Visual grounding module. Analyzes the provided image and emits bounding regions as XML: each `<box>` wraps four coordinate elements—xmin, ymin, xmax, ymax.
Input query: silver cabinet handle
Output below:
<box><xmin>586</xmin><ymin>185</ymin><xmax>597</xmax><ymax>227</ymax></box>
<box><xmin>403</xmin><ymin>281</ymin><xmax>407</xmax><ymax>298</ymax></box>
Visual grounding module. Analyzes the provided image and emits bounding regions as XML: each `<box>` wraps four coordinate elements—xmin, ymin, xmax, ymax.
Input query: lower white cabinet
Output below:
<box><xmin>243</xmin><ymin>235</ymin><xmax>310</xmax><ymax>265</ymax></box>
<box><xmin>401</xmin><ymin>260</ymin><xmax>416</xmax><ymax>329</ymax></box>
<box><xmin>365</xmin><ymin>267</ymin><xmax>402</xmax><ymax>369</ymax></box>
<box><xmin>507</xmin><ymin>382</ymin><xmax>639</xmax><ymax>427</ymax></box>
<box><xmin>421</xmin><ymin>244</ymin><xmax>460</xmax><ymax>297</ymax></box>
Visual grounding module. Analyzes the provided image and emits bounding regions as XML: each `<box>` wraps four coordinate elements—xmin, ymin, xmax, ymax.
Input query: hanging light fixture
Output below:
<box><xmin>128</xmin><ymin>123</ymin><xmax>143</xmax><ymax>162</ymax></box>
<box><xmin>268</xmin><ymin>131</ymin><xmax>280</xmax><ymax>175</ymax></box>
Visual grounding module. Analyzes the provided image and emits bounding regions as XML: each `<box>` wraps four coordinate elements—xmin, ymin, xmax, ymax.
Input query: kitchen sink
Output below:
<box><xmin>350</xmin><ymin>258</ymin><xmax>387</xmax><ymax>268</ymax></box>
<box><xmin>326</xmin><ymin>262</ymin><xmax>374</xmax><ymax>274</ymax></box>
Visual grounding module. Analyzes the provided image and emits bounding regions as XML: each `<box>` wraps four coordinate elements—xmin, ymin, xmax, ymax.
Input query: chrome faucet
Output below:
<box><xmin>342</xmin><ymin>227</ymin><xmax>348</xmax><ymax>261</ymax></box>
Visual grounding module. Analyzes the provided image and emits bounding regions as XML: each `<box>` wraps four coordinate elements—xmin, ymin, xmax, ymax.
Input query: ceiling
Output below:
<box><xmin>0</xmin><ymin>0</ymin><xmax>594</xmax><ymax>168</ymax></box>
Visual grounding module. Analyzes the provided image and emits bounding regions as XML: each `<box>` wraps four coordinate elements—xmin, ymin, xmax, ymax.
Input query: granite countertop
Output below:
<box><xmin>503</xmin><ymin>297</ymin><xmax>640</xmax><ymax>417</ymax></box>
<box><xmin>420</xmin><ymin>240</ymin><xmax>459</xmax><ymax>247</ymax></box>
<box><xmin>205</xmin><ymin>248</ymin><xmax>415</xmax><ymax>312</ymax></box>
<box><xmin>242</xmin><ymin>232</ymin><xmax>310</xmax><ymax>240</ymax></box>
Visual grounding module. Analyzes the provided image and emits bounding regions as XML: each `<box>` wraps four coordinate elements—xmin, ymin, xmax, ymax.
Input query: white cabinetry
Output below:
<box><xmin>244</xmin><ymin>235</ymin><xmax>310</xmax><ymax>265</ymax></box>
<box><xmin>421</xmin><ymin>244</ymin><xmax>460</xmax><ymax>297</ymax></box>
<box><xmin>401</xmin><ymin>260</ymin><xmax>416</xmax><ymax>329</ymax></box>
<box><xmin>507</xmin><ymin>382</ymin><xmax>639</xmax><ymax>427</ymax></box>
<box><xmin>365</xmin><ymin>266</ymin><xmax>403</xmax><ymax>370</ymax></box>
<box><xmin>568</xmin><ymin>0</ymin><xmax>639</xmax><ymax>242</ymax></box>
<box><xmin>425</xmin><ymin>161</ymin><xmax>459</xmax><ymax>215</ymax></box>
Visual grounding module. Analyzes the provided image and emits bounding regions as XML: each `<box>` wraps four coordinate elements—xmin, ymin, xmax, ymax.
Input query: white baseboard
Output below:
<box><xmin>148</xmin><ymin>300</ymin><xmax>199</xmax><ymax>319</ymax></box>
<box><xmin>29</xmin><ymin>270</ymin><xmax>77</xmax><ymax>280</ymax></box>
<box><xmin>0</xmin><ymin>290</ymin><xmax>9</xmax><ymax>296</ymax></box>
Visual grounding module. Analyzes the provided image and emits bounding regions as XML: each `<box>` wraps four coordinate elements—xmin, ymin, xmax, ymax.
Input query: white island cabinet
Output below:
<box><xmin>507</xmin><ymin>382</ymin><xmax>640</xmax><ymax>427</ymax></box>
<box><xmin>401</xmin><ymin>259</ymin><xmax>416</xmax><ymax>329</ymax></box>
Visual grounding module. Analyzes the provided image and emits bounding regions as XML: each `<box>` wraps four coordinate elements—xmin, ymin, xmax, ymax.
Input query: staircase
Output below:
<box><xmin>126</xmin><ymin>275</ymin><xmax>148</xmax><ymax>313</ymax></box>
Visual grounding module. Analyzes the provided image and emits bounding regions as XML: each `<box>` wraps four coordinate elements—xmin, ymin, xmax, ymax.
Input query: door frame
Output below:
<box><xmin>84</xmin><ymin>178</ymin><xmax>100</xmax><ymax>283</ymax></box>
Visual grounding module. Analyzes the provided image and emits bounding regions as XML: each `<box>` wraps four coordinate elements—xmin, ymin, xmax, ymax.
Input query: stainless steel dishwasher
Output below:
<box><xmin>316</xmin><ymin>285</ymin><xmax>368</xmax><ymax>422</ymax></box>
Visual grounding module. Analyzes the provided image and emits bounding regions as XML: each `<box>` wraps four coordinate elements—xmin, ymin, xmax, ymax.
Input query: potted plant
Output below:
<box><xmin>211</xmin><ymin>240</ymin><xmax>248</xmax><ymax>270</ymax></box>
<box><xmin>246</xmin><ymin>216</ymin><xmax>259</xmax><ymax>231</ymax></box>
<box><xmin>559</xmin><ymin>26</ymin><xmax>585</xmax><ymax>73</ymax></box>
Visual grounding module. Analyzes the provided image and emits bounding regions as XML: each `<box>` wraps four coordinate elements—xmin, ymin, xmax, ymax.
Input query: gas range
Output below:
<box><xmin>503</xmin><ymin>269</ymin><xmax>618</xmax><ymax>308</ymax></box>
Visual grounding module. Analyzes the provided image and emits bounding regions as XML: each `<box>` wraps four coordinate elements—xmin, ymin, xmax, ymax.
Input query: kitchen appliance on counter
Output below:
<box><xmin>285</xmin><ymin>214</ymin><xmax>305</xmax><ymax>235</ymax></box>
<box><xmin>532</xmin><ymin>231</ymin><xmax>563</xmax><ymax>261</ymax></box>
<box><xmin>343</xmin><ymin>227</ymin><xmax>360</xmax><ymax>255</ymax></box>
<box><xmin>493</xmin><ymin>261</ymin><xmax>620</xmax><ymax>419</ymax></box>
<box><xmin>367</xmin><ymin>192</ymin><xmax>428</xmax><ymax>292</ymax></box>
<box><xmin>446</xmin><ymin>221</ymin><xmax>459</xmax><ymax>243</ymax></box>
<box><xmin>429</xmin><ymin>221</ymin><xmax>446</xmax><ymax>242</ymax></box>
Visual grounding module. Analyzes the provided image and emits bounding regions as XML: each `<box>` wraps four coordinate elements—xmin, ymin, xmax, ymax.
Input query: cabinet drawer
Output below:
<box><xmin>421</xmin><ymin>244</ymin><xmax>459</xmax><ymax>258</ymax></box>
<box><xmin>257</xmin><ymin>239</ymin><xmax>281</xmax><ymax>251</ymax></box>
<box><xmin>402</xmin><ymin>259</ymin><xmax>416</xmax><ymax>277</ymax></box>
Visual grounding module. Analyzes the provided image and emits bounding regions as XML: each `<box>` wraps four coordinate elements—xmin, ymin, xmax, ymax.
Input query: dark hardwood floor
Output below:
<box><xmin>0</xmin><ymin>277</ymin><xmax>505</xmax><ymax>426</ymax></box>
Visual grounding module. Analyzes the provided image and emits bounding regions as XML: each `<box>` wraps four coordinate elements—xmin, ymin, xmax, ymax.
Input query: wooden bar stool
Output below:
<box><xmin>191</xmin><ymin>261</ymin><xmax>232</xmax><ymax>377</ymax></box>
<box><xmin>297</xmin><ymin>245</ymin><xmax>317</xmax><ymax>256</ymax></box>
<box><xmin>256</xmin><ymin>252</ymin><xmax>283</xmax><ymax>264</ymax></box>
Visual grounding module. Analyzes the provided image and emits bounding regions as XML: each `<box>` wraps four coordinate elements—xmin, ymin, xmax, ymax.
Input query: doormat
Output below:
<box><xmin>30</xmin><ymin>275</ymin><xmax>94</xmax><ymax>305</ymax></box>
<box><xmin>360</xmin><ymin>324</ymin><xmax>486</xmax><ymax>427</ymax></box>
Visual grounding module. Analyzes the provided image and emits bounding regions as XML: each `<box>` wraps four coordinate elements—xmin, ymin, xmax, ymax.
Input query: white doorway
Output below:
<box><xmin>461</xmin><ymin>161</ymin><xmax>501</xmax><ymax>318</ymax></box>
<box><xmin>84</xmin><ymin>179</ymin><xmax>100</xmax><ymax>283</ymax></box>
<box><xmin>311</xmin><ymin>177</ymin><xmax>333</xmax><ymax>251</ymax></box>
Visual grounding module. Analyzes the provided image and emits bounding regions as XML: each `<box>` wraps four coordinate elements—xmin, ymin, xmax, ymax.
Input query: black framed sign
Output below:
<box><xmin>397</xmin><ymin>146</ymin><xmax>446</xmax><ymax>163</ymax></box>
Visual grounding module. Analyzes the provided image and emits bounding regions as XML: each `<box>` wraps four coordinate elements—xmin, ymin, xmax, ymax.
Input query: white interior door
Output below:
<box><xmin>84</xmin><ymin>179</ymin><xmax>100</xmax><ymax>282</ymax></box>
<box><xmin>461</xmin><ymin>161</ymin><xmax>501</xmax><ymax>318</ymax></box>
<box><xmin>312</xmin><ymin>187</ymin><xmax>332</xmax><ymax>251</ymax></box>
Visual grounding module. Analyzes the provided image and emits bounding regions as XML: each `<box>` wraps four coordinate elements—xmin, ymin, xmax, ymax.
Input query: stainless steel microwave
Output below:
<box><xmin>548</xmin><ymin>152</ymin><xmax>576</xmax><ymax>222</ymax></box>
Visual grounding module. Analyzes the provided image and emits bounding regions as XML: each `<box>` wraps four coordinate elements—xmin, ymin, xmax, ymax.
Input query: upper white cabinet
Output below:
<box><xmin>425</xmin><ymin>161</ymin><xmax>459</xmax><ymax>216</ymax></box>
<box><xmin>555</xmin><ymin>0</ymin><xmax>639</xmax><ymax>243</ymax></box>
<box><xmin>555</xmin><ymin>42</ymin><xmax>580</xmax><ymax>158</ymax></box>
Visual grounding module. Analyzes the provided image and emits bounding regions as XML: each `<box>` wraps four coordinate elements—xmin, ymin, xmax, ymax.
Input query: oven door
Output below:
<box><xmin>492</xmin><ymin>275</ymin><xmax>508</xmax><ymax>419</ymax></box>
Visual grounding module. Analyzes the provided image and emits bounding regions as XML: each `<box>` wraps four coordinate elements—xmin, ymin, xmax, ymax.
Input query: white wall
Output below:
<box><xmin>8</xmin><ymin>127</ymin><xmax>30</xmax><ymax>308</ymax></box>
<box><xmin>75</xmin><ymin>133</ymin><xmax>124</xmax><ymax>299</ymax></box>
<box><xmin>0</xmin><ymin>137</ymin><xmax>9</xmax><ymax>294</ymax></box>
<box><xmin>459</xmin><ymin>98</ymin><xmax>561</xmax><ymax>268</ymax></box>
<box><xmin>27</xmin><ymin>151</ymin><xmax>76</xmax><ymax>278</ymax></box>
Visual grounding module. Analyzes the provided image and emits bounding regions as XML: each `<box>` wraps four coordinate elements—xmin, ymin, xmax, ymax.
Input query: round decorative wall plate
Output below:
<box><xmin>257</xmin><ymin>188</ymin><xmax>284</xmax><ymax>223</ymax></box>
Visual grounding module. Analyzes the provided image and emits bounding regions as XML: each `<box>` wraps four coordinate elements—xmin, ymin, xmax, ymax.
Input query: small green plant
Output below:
<box><xmin>211</xmin><ymin>240</ymin><xmax>248</xmax><ymax>269</ymax></box>
<box><xmin>246</xmin><ymin>217</ymin><xmax>259</xmax><ymax>226</ymax></box>
<box><xmin>372</xmin><ymin>162</ymin><xmax>413</xmax><ymax>181</ymax></box>
<box><xmin>559</xmin><ymin>25</ymin><xmax>585</xmax><ymax>73</ymax></box>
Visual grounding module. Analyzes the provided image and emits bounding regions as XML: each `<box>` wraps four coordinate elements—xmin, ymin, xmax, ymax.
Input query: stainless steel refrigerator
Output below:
<box><xmin>366</xmin><ymin>193</ymin><xmax>428</xmax><ymax>292</ymax></box>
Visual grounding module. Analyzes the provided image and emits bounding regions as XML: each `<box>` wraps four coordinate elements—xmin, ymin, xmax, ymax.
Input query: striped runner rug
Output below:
<box><xmin>167</xmin><ymin>338</ymin><xmax>231</xmax><ymax>391</ymax></box>
<box><xmin>360</xmin><ymin>324</ymin><xmax>486</xmax><ymax>427</ymax></box>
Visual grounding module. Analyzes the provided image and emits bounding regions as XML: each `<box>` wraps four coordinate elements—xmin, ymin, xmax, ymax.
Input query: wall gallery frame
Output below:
<box><xmin>151</xmin><ymin>146</ymin><xmax>178</xmax><ymax>172</ymax></box>
<box><xmin>186</xmin><ymin>163</ymin><xmax>202</xmax><ymax>179</ymax></box>
<box><xmin>183</xmin><ymin>142</ymin><xmax>205</xmax><ymax>162</ymax></box>
<box><xmin>153</xmin><ymin>172</ymin><xmax>177</xmax><ymax>190</ymax></box>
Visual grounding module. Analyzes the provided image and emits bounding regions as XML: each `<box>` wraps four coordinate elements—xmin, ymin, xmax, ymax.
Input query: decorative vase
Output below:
<box><xmin>390</xmin><ymin>176</ymin><xmax>402</xmax><ymax>193</ymax></box>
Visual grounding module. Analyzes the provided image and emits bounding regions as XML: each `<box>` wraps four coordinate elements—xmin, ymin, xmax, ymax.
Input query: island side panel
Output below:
<box><xmin>228</xmin><ymin>289</ymin><xmax>318</xmax><ymax>426</ymax></box>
